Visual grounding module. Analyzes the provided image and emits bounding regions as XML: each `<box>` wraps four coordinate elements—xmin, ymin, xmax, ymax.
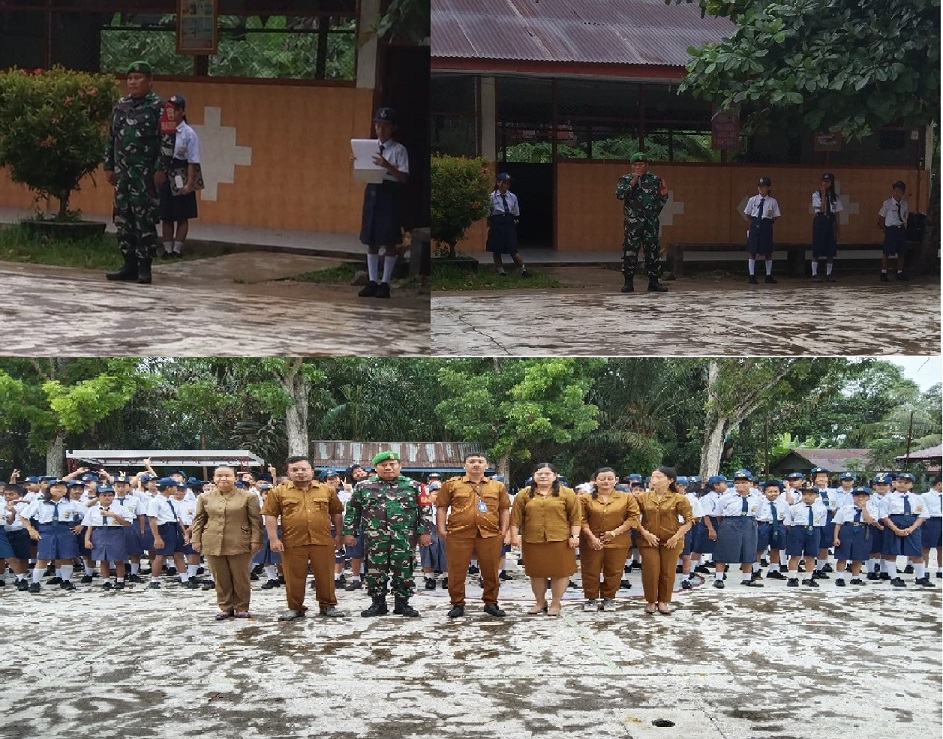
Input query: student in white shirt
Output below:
<box><xmin>921</xmin><ymin>475</ymin><xmax>942</xmax><ymax>579</ymax></box>
<box><xmin>876</xmin><ymin>180</ymin><xmax>909</xmax><ymax>281</ymax></box>
<box><xmin>742</xmin><ymin>176</ymin><xmax>781</xmax><ymax>284</ymax></box>
<box><xmin>159</xmin><ymin>94</ymin><xmax>201</xmax><ymax>258</ymax></box>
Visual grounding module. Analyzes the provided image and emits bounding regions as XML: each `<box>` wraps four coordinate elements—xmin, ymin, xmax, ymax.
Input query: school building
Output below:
<box><xmin>431</xmin><ymin>0</ymin><xmax>932</xmax><ymax>253</ymax></box>
<box><xmin>0</xmin><ymin>1</ymin><xmax>429</xmax><ymax>235</ymax></box>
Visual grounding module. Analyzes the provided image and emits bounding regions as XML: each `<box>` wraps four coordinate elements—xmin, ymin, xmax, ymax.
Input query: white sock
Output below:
<box><xmin>748</xmin><ymin>258</ymin><xmax>756</xmax><ymax>276</ymax></box>
<box><xmin>179</xmin><ymin>571</ymin><xmax>188</xmax><ymax>583</ymax></box>
<box><xmin>886</xmin><ymin>562</ymin><xmax>897</xmax><ymax>578</ymax></box>
<box><xmin>55</xmin><ymin>568</ymin><xmax>62</xmax><ymax>579</ymax></box>
<box><xmin>173</xmin><ymin>241</ymin><xmax>184</xmax><ymax>254</ymax></box>
<box><xmin>881</xmin><ymin>560</ymin><xmax>889</xmax><ymax>573</ymax></box>
<box><xmin>187</xmin><ymin>565</ymin><xmax>198</xmax><ymax>579</ymax></box>
<box><xmin>16</xmin><ymin>573</ymin><xmax>26</xmax><ymax>581</ymax></box>
<box><xmin>150</xmin><ymin>574</ymin><xmax>160</xmax><ymax>582</ymax></box>
<box><xmin>752</xmin><ymin>562</ymin><xmax>760</xmax><ymax>573</ymax></box>
<box><xmin>767</xmin><ymin>565</ymin><xmax>777</xmax><ymax>575</ymax></box>
<box><xmin>811</xmin><ymin>261</ymin><xmax>818</xmax><ymax>276</ymax></box>
<box><xmin>163</xmin><ymin>241</ymin><xmax>173</xmax><ymax>254</ymax></box>
<box><xmin>914</xmin><ymin>563</ymin><xmax>925</xmax><ymax>578</ymax></box>
<box><xmin>60</xmin><ymin>565</ymin><xmax>73</xmax><ymax>581</ymax></box>
<box><xmin>826</xmin><ymin>263</ymin><xmax>833</xmax><ymax>275</ymax></box>
<box><xmin>382</xmin><ymin>255</ymin><xmax>397</xmax><ymax>284</ymax></box>
<box><xmin>788</xmin><ymin>569</ymin><xmax>798</xmax><ymax>579</ymax></box>
<box><xmin>264</xmin><ymin>565</ymin><xmax>277</xmax><ymax>580</ymax></box>
<box><xmin>765</xmin><ymin>259</ymin><xmax>773</xmax><ymax>276</ymax></box>
<box><xmin>130</xmin><ymin>562</ymin><xmax>140</xmax><ymax>574</ymax></box>
<box><xmin>32</xmin><ymin>568</ymin><xmax>43</xmax><ymax>584</ymax></box>
<box><xmin>85</xmin><ymin>563</ymin><xmax>95</xmax><ymax>575</ymax></box>
<box><xmin>714</xmin><ymin>571</ymin><xmax>724</xmax><ymax>580</ymax></box>
<box><xmin>366</xmin><ymin>253</ymin><xmax>380</xmax><ymax>282</ymax></box>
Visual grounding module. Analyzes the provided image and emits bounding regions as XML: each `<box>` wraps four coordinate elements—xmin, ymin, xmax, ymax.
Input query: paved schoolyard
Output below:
<box><xmin>0</xmin><ymin>255</ymin><xmax>428</xmax><ymax>356</ymax></box>
<box><xmin>1</xmin><ymin>559</ymin><xmax>939</xmax><ymax>739</ymax></box>
<box><xmin>431</xmin><ymin>272</ymin><xmax>940</xmax><ymax>356</ymax></box>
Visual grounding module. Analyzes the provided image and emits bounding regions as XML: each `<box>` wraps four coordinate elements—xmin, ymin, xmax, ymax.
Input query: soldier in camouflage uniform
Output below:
<box><xmin>104</xmin><ymin>60</ymin><xmax>166</xmax><ymax>285</ymax></box>
<box><xmin>616</xmin><ymin>151</ymin><xmax>670</xmax><ymax>293</ymax></box>
<box><xmin>343</xmin><ymin>451</ymin><xmax>433</xmax><ymax>617</ymax></box>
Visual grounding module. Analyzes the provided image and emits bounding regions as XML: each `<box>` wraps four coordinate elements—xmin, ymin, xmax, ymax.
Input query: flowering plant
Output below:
<box><xmin>0</xmin><ymin>66</ymin><xmax>119</xmax><ymax>220</ymax></box>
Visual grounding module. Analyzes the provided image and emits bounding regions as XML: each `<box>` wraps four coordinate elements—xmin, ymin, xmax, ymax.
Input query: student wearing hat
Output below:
<box><xmin>711</xmin><ymin>470</ymin><xmax>764</xmax><ymax>588</ymax></box>
<box><xmin>146</xmin><ymin>478</ymin><xmax>187</xmax><ymax>589</ymax></box>
<box><xmin>808</xmin><ymin>467</ymin><xmax>837</xmax><ymax>578</ymax></box>
<box><xmin>881</xmin><ymin>472</ymin><xmax>933</xmax><ymax>587</ymax></box>
<box><xmin>690</xmin><ymin>475</ymin><xmax>724</xmax><ymax>574</ymax></box>
<box><xmin>755</xmin><ymin>480</ymin><xmax>788</xmax><ymax>580</ymax></box>
<box><xmin>784</xmin><ymin>486</ymin><xmax>829</xmax><ymax>587</ymax></box>
<box><xmin>358</xmin><ymin>107</ymin><xmax>410</xmax><ymax>299</ymax></box>
<box><xmin>810</xmin><ymin>172</ymin><xmax>843</xmax><ymax>282</ymax></box>
<box><xmin>158</xmin><ymin>93</ymin><xmax>201</xmax><ymax>260</ymax></box>
<box><xmin>113</xmin><ymin>475</ymin><xmax>146</xmax><ymax>583</ymax></box>
<box><xmin>342</xmin><ymin>463</ymin><xmax>370</xmax><ymax>591</ymax></box>
<box><xmin>876</xmin><ymin>180</ymin><xmax>910</xmax><ymax>281</ymax></box>
<box><xmin>615</xmin><ymin>152</ymin><xmax>670</xmax><ymax>293</ymax></box>
<box><xmin>2</xmin><ymin>484</ymin><xmax>32</xmax><ymax>590</ymax></box>
<box><xmin>832</xmin><ymin>486</ymin><xmax>878</xmax><ymax>586</ymax></box>
<box><xmin>920</xmin><ymin>475</ymin><xmax>942</xmax><ymax>580</ymax></box>
<box><xmin>867</xmin><ymin>473</ymin><xmax>894</xmax><ymax>580</ymax></box>
<box><xmin>486</xmin><ymin>173</ymin><xmax>528</xmax><ymax>277</ymax></box>
<box><xmin>741</xmin><ymin>176</ymin><xmax>781</xmax><ymax>284</ymax></box>
<box><xmin>81</xmin><ymin>485</ymin><xmax>132</xmax><ymax>591</ymax></box>
<box><xmin>344</xmin><ymin>451</ymin><xmax>432</xmax><ymax>617</ymax></box>
<box><xmin>19</xmin><ymin>480</ymin><xmax>83</xmax><ymax>592</ymax></box>
<box><xmin>104</xmin><ymin>60</ymin><xmax>167</xmax><ymax>285</ymax></box>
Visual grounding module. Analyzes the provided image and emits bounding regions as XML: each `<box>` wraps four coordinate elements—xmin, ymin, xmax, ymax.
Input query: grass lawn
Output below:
<box><xmin>431</xmin><ymin>261</ymin><xmax>563</xmax><ymax>290</ymax></box>
<box><xmin>0</xmin><ymin>224</ymin><xmax>220</xmax><ymax>270</ymax></box>
<box><xmin>292</xmin><ymin>262</ymin><xmax>362</xmax><ymax>284</ymax></box>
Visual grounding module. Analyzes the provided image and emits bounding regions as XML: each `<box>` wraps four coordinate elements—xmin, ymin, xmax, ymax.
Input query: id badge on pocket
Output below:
<box><xmin>477</xmin><ymin>501</ymin><xmax>488</xmax><ymax>513</ymax></box>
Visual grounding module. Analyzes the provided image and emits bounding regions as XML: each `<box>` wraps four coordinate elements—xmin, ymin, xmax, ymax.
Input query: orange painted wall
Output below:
<box><xmin>0</xmin><ymin>82</ymin><xmax>376</xmax><ymax>234</ymax></box>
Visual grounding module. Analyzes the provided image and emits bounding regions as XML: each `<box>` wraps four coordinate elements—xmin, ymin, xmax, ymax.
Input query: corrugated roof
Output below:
<box><xmin>896</xmin><ymin>444</ymin><xmax>942</xmax><ymax>461</ymax></box>
<box><xmin>432</xmin><ymin>0</ymin><xmax>736</xmax><ymax>66</ymax></box>
<box><xmin>310</xmin><ymin>441</ymin><xmax>481</xmax><ymax>469</ymax></box>
<box><xmin>771</xmin><ymin>448</ymin><xmax>874</xmax><ymax>473</ymax></box>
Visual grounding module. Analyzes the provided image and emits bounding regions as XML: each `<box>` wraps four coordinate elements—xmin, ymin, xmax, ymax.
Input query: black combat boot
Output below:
<box><xmin>392</xmin><ymin>597</ymin><xmax>419</xmax><ymax>617</ymax></box>
<box><xmin>647</xmin><ymin>278</ymin><xmax>668</xmax><ymax>293</ymax></box>
<box><xmin>105</xmin><ymin>252</ymin><xmax>138</xmax><ymax>282</ymax></box>
<box><xmin>620</xmin><ymin>273</ymin><xmax>634</xmax><ymax>293</ymax></box>
<box><xmin>360</xmin><ymin>596</ymin><xmax>388</xmax><ymax>617</ymax></box>
<box><xmin>137</xmin><ymin>256</ymin><xmax>153</xmax><ymax>284</ymax></box>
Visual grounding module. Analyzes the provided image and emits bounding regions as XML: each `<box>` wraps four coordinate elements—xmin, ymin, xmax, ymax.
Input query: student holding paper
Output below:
<box><xmin>358</xmin><ymin>107</ymin><xmax>409</xmax><ymax>299</ymax></box>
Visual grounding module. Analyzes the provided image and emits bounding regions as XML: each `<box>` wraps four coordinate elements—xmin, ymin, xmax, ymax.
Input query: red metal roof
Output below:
<box><xmin>432</xmin><ymin>0</ymin><xmax>736</xmax><ymax>66</ymax></box>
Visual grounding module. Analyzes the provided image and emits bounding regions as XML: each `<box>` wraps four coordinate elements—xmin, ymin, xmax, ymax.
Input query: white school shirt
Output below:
<box><xmin>832</xmin><ymin>504</ymin><xmax>871</xmax><ymax>526</ymax></box>
<box><xmin>175</xmin><ymin>499</ymin><xmax>198</xmax><ymax>527</ymax></box>
<box><xmin>757</xmin><ymin>498</ymin><xmax>788</xmax><ymax>524</ymax></box>
<box><xmin>377</xmin><ymin>138</ymin><xmax>409</xmax><ymax>182</ymax></box>
<box><xmin>743</xmin><ymin>194</ymin><xmax>781</xmax><ymax>220</ymax></box>
<box><xmin>173</xmin><ymin>121</ymin><xmax>201</xmax><ymax>163</ymax></box>
<box><xmin>698</xmin><ymin>491</ymin><xmax>721</xmax><ymax>517</ymax></box>
<box><xmin>490</xmin><ymin>189</ymin><xmax>520</xmax><ymax>217</ymax></box>
<box><xmin>20</xmin><ymin>498</ymin><xmax>81</xmax><ymax>524</ymax></box>
<box><xmin>869</xmin><ymin>492</ymin><xmax>891</xmax><ymax>519</ymax></box>
<box><xmin>878</xmin><ymin>197</ymin><xmax>908</xmax><ymax>228</ymax></box>
<box><xmin>811</xmin><ymin>191</ymin><xmax>844</xmax><ymax>214</ymax></box>
<box><xmin>715</xmin><ymin>491</ymin><xmax>764</xmax><ymax>518</ymax></box>
<box><xmin>114</xmin><ymin>496</ymin><xmax>143</xmax><ymax>519</ymax></box>
<box><xmin>921</xmin><ymin>489</ymin><xmax>942</xmax><ymax>517</ymax></box>
<box><xmin>685</xmin><ymin>492</ymin><xmax>704</xmax><ymax>519</ymax></box>
<box><xmin>785</xmin><ymin>500</ymin><xmax>829</xmax><ymax>527</ymax></box>
<box><xmin>817</xmin><ymin>487</ymin><xmax>841</xmax><ymax>513</ymax></box>
<box><xmin>4</xmin><ymin>501</ymin><xmax>28</xmax><ymax>531</ymax></box>
<box><xmin>882</xmin><ymin>491</ymin><xmax>929</xmax><ymax>518</ymax></box>
<box><xmin>22</xmin><ymin>490</ymin><xmax>41</xmax><ymax>503</ymax></box>
<box><xmin>146</xmin><ymin>495</ymin><xmax>179</xmax><ymax>525</ymax></box>
<box><xmin>81</xmin><ymin>502</ymin><xmax>133</xmax><ymax>528</ymax></box>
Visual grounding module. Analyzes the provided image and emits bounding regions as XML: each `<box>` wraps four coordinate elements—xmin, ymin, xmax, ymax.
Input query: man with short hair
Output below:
<box><xmin>263</xmin><ymin>456</ymin><xmax>346</xmax><ymax>620</ymax></box>
<box><xmin>343</xmin><ymin>451</ymin><xmax>432</xmax><ymax>617</ymax></box>
<box><xmin>436</xmin><ymin>453</ymin><xmax>511</xmax><ymax>618</ymax></box>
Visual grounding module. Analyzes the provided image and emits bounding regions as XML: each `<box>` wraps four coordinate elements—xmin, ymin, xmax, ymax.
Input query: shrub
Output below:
<box><xmin>431</xmin><ymin>154</ymin><xmax>491</xmax><ymax>258</ymax></box>
<box><xmin>0</xmin><ymin>66</ymin><xmax>120</xmax><ymax>221</ymax></box>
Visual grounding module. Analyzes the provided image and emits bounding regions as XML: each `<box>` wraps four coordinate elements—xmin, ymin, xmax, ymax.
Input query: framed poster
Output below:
<box><xmin>711</xmin><ymin>105</ymin><xmax>740</xmax><ymax>150</ymax></box>
<box><xmin>177</xmin><ymin>0</ymin><xmax>218</xmax><ymax>55</ymax></box>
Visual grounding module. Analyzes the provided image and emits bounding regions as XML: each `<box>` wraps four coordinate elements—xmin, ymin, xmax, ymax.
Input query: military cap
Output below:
<box><xmin>168</xmin><ymin>94</ymin><xmax>186</xmax><ymax>109</ymax></box>
<box><xmin>733</xmin><ymin>468</ymin><xmax>752</xmax><ymax>481</ymax></box>
<box><xmin>838</xmin><ymin>471</ymin><xmax>856</xmax><ymax>481</ymax></box>
<box><xmin>372</xmin><ymin>450</ymin><xmax>400</xmax><ymax>465</ymax></box>
<box><xmin>707</xmin><ymin>474</ymin><xmax>725</xmax><ymax>485</ymax></box>
<box><xmin>67</xmin><ymin>480</ymin><xmax>85</xmax><ymax>488</ymax></box>
<box><xmin>373</xmin><ymin>107</ymin><xmax>396</xmax><ymax>123</ymax></box>
<box><xmin>850</xmin><ymin>486</ymin><xmax>871</xmax><ymax>496</ymax></box>
<box><xmin>676</xmin><ymin>476</ymin><xmax>689</xmax><ymax>486</ymax></box>
<box><xmin>97</xmin><ymin>484</ymin><xmax>115</xmax><ymax>494</ymax></box>
<box><xmin>156</xmin><ymin>477</ymin><xmax>178</xmax><ymax>489</ymax></box>
<box><xmin>127</xmin><ymin>60</ymin><xmax>152</xmax><ymax>75</ymax></box>
<box><xmin>872</xmin><ymin>473</ymin><xmax>895</xmax><ymax>484</ymax></box>
<box><xmin>496</xmin><ymin>172</ymin><xmax>511</xmax><ymax>181</ymax></box>
<box><xmin>757</xmin><ymin>176</ymin><xmax>772</xmax><ymax>186</ymax></box>
<box><xmin>630</xmin><ymin>152</ymin><xmax>649</xmax><ymax>163</ymax></box>
<box><xmin>897</xmin><ymin>472</ymin><xmax>916</xmax><ymax>482</ymax></box>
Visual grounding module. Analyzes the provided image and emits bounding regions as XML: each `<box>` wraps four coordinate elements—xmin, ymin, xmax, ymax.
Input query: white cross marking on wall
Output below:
<box><xmin>192</xmin><ymin>106</ymin><xmax>252</xmax><ymax>202</ymax></box>
<box><xmin>806</xmin><ymin>179</ymin><xmax>861</xmax><ymax>226</ymax></box>
<box><xmin>659</xmin><ymin>191</ymin><xmax>685</xmax><ymax>235</ymax></box>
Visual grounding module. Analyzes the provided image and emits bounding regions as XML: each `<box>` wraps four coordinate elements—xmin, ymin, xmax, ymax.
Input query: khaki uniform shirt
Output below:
<box><xmin>437</xmin><ymin>476</ymin><xmax>511</xmax><ymax>539</ymax></box>
<box><xmin>511</xmin><ymin>486</ymin><xmax>581</xmax><ymax>543</ymax></box>
<box><xmin>580</xmin><ymin>491</ymin><xmax>640</xmax><ymax>548</ymax></box>
<box><xmin>190</xmin><ymin>490</ymin><xmax>262</xmax><ymax>557</ymax></box>
<box><xmin>636</xmin><ymin>490</ymin><xmax>694</xmax><ymax>545</ymax></box>
<box><xmin>260</xmin><ymin>480</ymin><xmax>342</xmax><ymax>547</ymax></box>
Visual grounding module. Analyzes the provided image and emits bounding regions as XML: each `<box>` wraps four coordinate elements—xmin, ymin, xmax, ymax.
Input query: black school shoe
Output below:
<box><xmin>786</xmin><ymin>578</ymin><xmax>799</xmax><ymax>587</ymax></box>
<box><xmin>915</xmin><ymin>577</ymin><xmax>935</xmax><ymax>588</ymax></box>
<box><xmin>835</xmin><ymin>578</ymin><xmax>846</xmax><ymax>587</ymax></box>
<box><xmin>848</xmin><ymin>578</ymin><xmax>866</xmax><ymax>586</ymax></box>
<box><xmin>29</xmin><ymin>582</ymin><xmax>41</xmax><ymax>593</ymax></box>
<box><xmin>424</xmin><ymin>577</ymin><xmax>436</xmax><ymax>590</ymax></box>
<box><xmin>712</xmin><ymin>580</ymin><xmax>724</xmax><ymax>589</ymax></box>
<box><xmin>60</xmin><ymin>581</ymin><xmax>76</xmax><ymax>591</ymax></box>
<box><xmin>890</xmin><ymin>577</ymin><xmax>906</xmax><ymax>587</ymax></box>
<box><xmin>447</xmin><ymin>605</ymin><xmax>465</xmax><ymax>618</ymax></box>
<box><xmin>742</xmin><ymin>579</ymin><xmax>763</xmax><ymax>587</ymax></box>
<box><xmin>375</xmin><ymin>282</ymin><xmax>391</xmax><ymax>299</ymax></box>
<box><xmin>261</xmin><ymin>579</ymin><xmax>280</xmax><ymax>590</ymax></box>
<box><xmin>16</xmin><ymin>579</ymin><xmax>30</xmax><ymax>591</ymax></box>
<box><xmin>499</xmin><ymin>570</ymin><xmax>513</xmax><ymax>581</ymax></box>
<box><xmin>358</xmin><ymin>280</ymin><xmax>379</xmax><ymax>298</ymax></box>
<box><xmin>766</xmin><ymin>571</ymin><xmax>786</xmax><ymax>580</ymax></box>
<box><xmin>802</xmin><ymin>578</ymin><xmax>819</xmax><ymax>588</ymax></box>
<box><xmin>80</xmin><ymin>575</ymin><xmax>94</xmax><ymax>584</ymax></box>
<box><xmin>821</xmin><ymin>563</ymin><xmax>834</xmax><ymax>573</ymax></box>
<box><xmin>903</xmin><ymin>564</ymin><xmax>914</xmax><ymax>574</ymax></box>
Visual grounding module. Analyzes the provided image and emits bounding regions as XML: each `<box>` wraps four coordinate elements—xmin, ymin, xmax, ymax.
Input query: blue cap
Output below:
<box><xmin>689</xmin><ymin>475</ymin><xmax>702</xmax><ymax>484</ymax></box>
<box><xmin>42</xmin><ymin>475</ymin><xmax>57</xmax><ymax>481</ymax></box>
<box><xmin>897</xmin><ymin>472</ymin><xmax>915</xmax><ymax>482</ymax></box>
<box><xmin>810</xmin><ymin>467</ymin><xmax>829</xmax><ymax>476</ymax></box>
<box><xmin>66</xmin><ymin>480</ymin><xmax>85</xmax><ymax>488</ymax></box>
<box><xmin>873</xmin><ymin>472</ymin><xmax>895</xmax><ymax>484</ymax></box>
<box><xmin>733</xmin><ymin>468</ymin><xmax>752</xmax><ymax>480</ymax></box>
<box><xmin>156</xmin><ymin>477</ymin><xmax>178</xmax><ymax>489</ymax></box>
<box><xmin>786</xmin><ymin>471</ymin><xmax>804</xmax><ymax>480</ymax></box>
<box><xmin>258</xmin><ymin>482</ymin><xmax>272</xmax><ymax>490</ymax></box>
<box><xmin>81</xmin><ymin>473</ymin><xmax>98</xmax><ymax>482</ymax></box>
<box><xmin>628</xmin><ymin>473</ymin><xmax>642</xmax><ymax>481</ymax></box>
<box><xmin>235</xmin><ymin>480</ymin><xmax>247</xmax><ymax>488</ymax></box>
<box><xmin>707</xmin><ymin>475</ymin><xmax>725</xmax><ymax>485</ymax></box>
<box><xmin>186</xmin><ymin>476</ymin><xmax>203</xmax><ymax>486</ymax></box>
<box><xmin>141</xmin><ymin>474</ymin><xmax>156</xmax><ymax>482</ymax></box>
<box><xmin>113</xmin><ymin>475</ymin><xmax>132</xmax><ymax>483</ymax></box>
<box><xmin>256</xmin><ymin>473</ymin><xmax>273</xmax><ymax>482</ymax></box>
<box><xmin>851</xmin><ymin>486</ymin><xmax>871</xmax><ymax>496</ymax></box>
<box><xmin>676</xmin><ymin>476</ymin><xmax>689</xmax><ymax>486</ymax></box>
<box><xmin>496</xmin><ymin>172</ymin><xmax>511</xmax><ymax>181</ymax></box>
<box><xmin>839</xmin><ymin>471</ymin><xmax>855</xmax><ymax>481</ymax></box>
<box><xmin>25</xmin><ymin>476</ymin><xmax>42</xmax><ymax>483</ymax></box>
<box><xmin>47</xmin><ymin>478</ymin><xmax>66</xmax><ymax>487</ymax></box>
<box><xmin>97</xmin><ymin>484</ymin><xmax>115</xmax><ymax>494</ymax></box>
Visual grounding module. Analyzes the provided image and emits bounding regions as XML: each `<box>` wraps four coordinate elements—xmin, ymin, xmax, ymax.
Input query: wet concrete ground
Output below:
<box><xmin>1</xmin><ymin>557</ymin><xmax>938</xmax><ymax>739</ymax></box>
<box><xmin>0</xmin><ymin>255</ymin><xmax>429</xmax><ymax>356</ymax></box>
<box><xmin>431</xmin><ymin>270</ymin><xmax>940</xmax><ymax>356</ymax></box>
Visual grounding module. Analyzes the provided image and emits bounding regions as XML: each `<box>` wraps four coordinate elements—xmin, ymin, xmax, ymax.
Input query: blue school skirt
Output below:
<box><xmin>36</xmin><ymin>522</ymin><xmax>80</xmax><ymax>560</ymax></box>
<box><xmin>139</xmin><ymin>521</ymin><xmax>156</xmax><ymax>552</ymax></box>
<box><xmin>252</xmin><ymin>525</ymin><xmax>282</xmax><ymax>566</ymax></box>
<box><xmin>693</xmin><ymin>516</ymin><xmax>719</xmax><ymax>554</ymax></box>
<box><xmin>681</xmin><ymin>526</ymin><xmax>696</xmax><ymax>556</ymax></box>
<box><xmin>90</xmin><ymin>527</ymin><xmax>129</xmax><ymax>563</ymax></box>
<box><xmin>122</xmin><ymin>524</ymin><xmax>144</xmax><ymax>557</ymax></box>
<box><xmin>360</xmin><ymin>180</ymin><xmax>404</xmax><ymax>248</ymax></box>
<box><xmin>882</xmin><ymin>514</ymin><xmax>922</xmax><ymax>557</ymax></box>
<box><xmin>833</xmin><ymin>522</ymin><xmax>870</xmax><ymax>562</ymax></box>
<box><xmin>921</xmin><ymin>517</ymin><xmax>941</xmax><ymax>549</ymax></box>
<box><xmin>812</xmin><ymin>212</ymin><xmax>837</xmax><ymax>258</ymax></box>
<box><xmin>713</xmin><ymin>517</ymin><xmax>758</xmax><ymax>564</ymax></box>
<box><xmin>419</xmin><ymin>531</ymin><xmax>447</xmax><ymax>571</ymax></box>
<box><xmin>786</xmin><ymin>525</ymin><xmax>821</xmax><ymax>557</ymax></box>
<box><xmin>486</xmin><ymin>213</ymin><xmax>519</xmax><ymax>255</ymax></box>
<box><xmin>4</xmin><ymin>529</ymin><xmax>30</xmax><ymax>560</ymax></box>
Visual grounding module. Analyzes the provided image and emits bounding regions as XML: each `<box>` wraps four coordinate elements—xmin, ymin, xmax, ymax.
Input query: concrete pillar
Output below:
<box><xmin>357</xmin><ymin>0</ymin><xmax>380</xmax><ymax>90</ymax></box>
<box><xmin>480</xmin><ymin>76</ymin><xmax>497</xmax><ymax>162</ymax></box>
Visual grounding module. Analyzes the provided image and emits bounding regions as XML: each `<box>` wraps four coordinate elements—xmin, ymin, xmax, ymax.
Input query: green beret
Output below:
<box><xmin>372</xmin><ymin>450</ymin><xmax>400</xmax><ymax>465</ymax></box>
<box><xmin>127</xmin><ymin>60</ymin><xmax>152</xmax><ymax>75</ymax></box>
<box><xmin>630</xmin><ymin>152</ymin><xmax>649</xmax><ymax>163</ymax></box>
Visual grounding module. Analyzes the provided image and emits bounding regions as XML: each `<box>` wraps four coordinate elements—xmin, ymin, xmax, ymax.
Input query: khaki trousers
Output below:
<box><xmin>281</xmin><ymin>544</ymin><xmax>336</xmax><ymax>613</ymax></box>
<box><xmin>579</xmin><ymin>546</ymin><xmax>630</xmax><ymax>599</ymax></box>
<box><xmin>639</xmin><ymin>543</ymin><xmax>684</xmax><ymax>603</ymax></box>
<box><xmin>445</xmin><ymin>534</ymin><xmax>503</xmax><ymax>606</ymax></box>
<box><xmin>205</xmin><ymin>552</ymin><xmax>252</xmax><ymax>614</ymax></box>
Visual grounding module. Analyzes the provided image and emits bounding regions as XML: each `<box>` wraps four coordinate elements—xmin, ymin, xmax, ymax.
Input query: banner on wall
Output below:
<box><xmin>177</xmin><ymin>0</ymin><xmax>219</xmax><ymax>55</ymax></box>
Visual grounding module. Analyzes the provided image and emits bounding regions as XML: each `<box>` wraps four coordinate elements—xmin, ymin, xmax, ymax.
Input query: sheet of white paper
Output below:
<box><xmin>351</xmin><ymin>139</ymin><xmax>386</xmax><ymax>183</ymax></box>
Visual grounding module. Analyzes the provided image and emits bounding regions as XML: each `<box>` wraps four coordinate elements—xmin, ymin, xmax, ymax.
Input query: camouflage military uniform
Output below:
<box><xmin>104</xmin><ymin>92</ymin><xmax>165</xmax><ymax>261</ymax></box>
<box><xmin>616</xmin><ymin>171</ymin><xmax>668</xmax><ymax>280</ymax></box>
<box><xmin>343</xmin><ymin>474</ymin><xmax>433</xmax><ymax>599</ymax></box>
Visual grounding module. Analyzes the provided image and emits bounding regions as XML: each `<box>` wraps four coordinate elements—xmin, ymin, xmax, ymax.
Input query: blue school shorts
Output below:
<box><xmin>833</xmin><ymin>522</ymin><xmax>870</xmax><ymax>562</ymax></box>
<box><xmin>4</xmin><ymin>529</ymin><xmax>31</xmax><ymax>560</ymax></box>
<box><xmin>921</xmin><ymin>517</ymin><xmax>942</xmax><ymax>549</ymax></box>
<box><xmin>153</xmin><ymin>522</ymin><xmax>184</xmax><ymax>555</ymax></box>
<box><xmin>756</xmin><ymin>521</ymin><xmax>786</xmax><ymax>553</ymax></box>
<box><xmin>786</xmin><ymin>525</ymin><xmax>821</xmax><ymax>557</ymax></box>
<box><xmin>882</xmin><ymin>226</ymin><xmax>907</xmax><ymax>256</ymax></box>
<box><xmin>882</xmin><ymin>514</ymin><xmax>922</xmax><ymax>557</ymax></box>
<box><xmin>0</xmin><ymin>528</ymin><xmax>14</xmax><ymax>559</ymax></box>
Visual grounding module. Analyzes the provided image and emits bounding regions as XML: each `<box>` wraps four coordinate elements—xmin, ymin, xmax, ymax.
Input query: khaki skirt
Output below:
<box><xmin>522</xmin><ymin>540</ymin><xmax>577</xmax><ymax>578</ymax></box>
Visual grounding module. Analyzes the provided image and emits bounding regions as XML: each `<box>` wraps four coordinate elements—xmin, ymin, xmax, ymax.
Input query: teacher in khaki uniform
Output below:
<box><xmin>262</xmin><ymin>456</ymin><xmax>345</xmax><ymax>621</ymax></box>
<box><xmin>436</xmin><ymin>452</ymin><xmax>512</xmax><ymax>619</ymax></box>
<box><xmin>190</xmin><ymin>466</ymin><xmax>263</xmax><ymax>620</ymax></box>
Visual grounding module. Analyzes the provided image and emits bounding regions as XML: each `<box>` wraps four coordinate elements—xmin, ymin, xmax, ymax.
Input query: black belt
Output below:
<box><xmin>886</xmin><ymin>225</ymin><xmax>905</xmax><ymax>230</ymax></box>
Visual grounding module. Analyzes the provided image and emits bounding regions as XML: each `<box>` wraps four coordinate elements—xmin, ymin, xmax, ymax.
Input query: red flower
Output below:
<box><xmin>64</xmin><ymin>96</ymin><xmax>73</xmax><ymax>104</ymax></box>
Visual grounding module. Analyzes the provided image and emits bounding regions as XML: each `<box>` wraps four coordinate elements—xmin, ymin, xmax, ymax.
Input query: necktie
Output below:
<box><xmin>896</xmin><ymin>201</ymin><xmax>903</xmax><ymax>225</ymax></box>
<box><xmin>825</xmin><ymin>194</ymin><xmax>831</xmax><ymax>215</ymax></box>
<box><xmin>821</xmin><ymin>491</ymin><xmax>829</xmax><ymax>506</ymax></box>
<box><xmin>52</xmin><ymin>501</ymin><xmax>59</xmax><ymax>523</ymax></box>
<box><xmin>500</xmin><ymin>192</ymin><xmax>510</xmax><ymax>215</ymax></box>
<box><xmin>102</xmin><ymin>507</ymin><xmax>110</xmax><ymax>525</ymax></box>
<box><xmin>168</xmin><ymin>500</ymin><xmax>178</xmax><ymax>522</ymax></box>
<box><xmin>769</xmin><ymin>502</ymin><xmax>777</xmax><ymax>521</ymax></box>
<box><xmin>903</xmin><ymin>495</ymin><xmax>911</xmax><ymax>515</ymax></box>
<box><xmin>741</xmin><ymin>496</ymin><xmax>748</xmax><ymax>514</ymax></box>
<box><xmin>378</xmin><ymin>143</ymin><xmax>385</xmax><ymax>156</ymax></box>
<box><xmin>757</xmin><ymin>197</ymin><xmax>766</xmax><ymax>219</ymax></box>
<box><xmin>807</xmin><ymin>505</ymin><xmax>813</xmax><ymax>526</ymax></box>
<box><xmin>853</xmin><ymin>507</ymin><xmax>861</xmax><ymax>523</ymax></box>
